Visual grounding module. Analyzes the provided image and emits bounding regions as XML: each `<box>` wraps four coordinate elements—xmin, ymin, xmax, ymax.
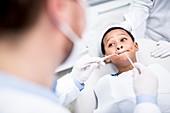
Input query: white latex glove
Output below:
<box><xmin>70</xmin><ymin>57</ymin><xmax>105</xmax><ymax>83</ymax></box>
<box><xmin>132</xmin><ymin>63</ymin><xmax>158</xmax><ymax>97</ymax></box>
<box><xmin>151</xmin><ymin>41</ymin><xmax>170</xmax><ymax>58</ymax></box>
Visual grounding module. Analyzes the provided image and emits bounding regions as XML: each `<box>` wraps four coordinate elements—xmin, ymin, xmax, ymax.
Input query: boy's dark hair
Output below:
<box><xmin>0</xmin><ymin>0</ymin><xmax>45</xmax><ymax>37</ymax></box>
<box><xmin>101</xmin><ymin>27</ymin><xmax>135</xmax><ymax>55</ymax></box>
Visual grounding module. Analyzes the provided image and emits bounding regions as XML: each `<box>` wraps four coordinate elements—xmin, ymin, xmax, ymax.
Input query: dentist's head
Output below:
<box><xmin>0</xmin><ymin>0</ymin><xmax>86</xmax><ymax>88</ymax></box>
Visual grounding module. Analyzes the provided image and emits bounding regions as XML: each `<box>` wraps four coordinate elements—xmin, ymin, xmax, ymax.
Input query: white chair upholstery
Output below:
<box><xmin>136</xmin><ymin>39</ymin><xmax>170</xmax><ymax>71</ymax></box>
<box><xmin>72</xmin><ymin>39</ymin><xmax>170</xmax><ymax>113</ymax></box>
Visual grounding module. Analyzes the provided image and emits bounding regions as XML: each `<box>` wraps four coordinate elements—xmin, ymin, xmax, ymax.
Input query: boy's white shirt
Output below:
<box><xmin>109</xmin><ymin>70</ymin><xmax>135</xmax><ymax>101</ymax></box>
<box><xmin>94</xmin><ymin>63</ymin><xmax>170</xmax><ymax>113</ymax></box>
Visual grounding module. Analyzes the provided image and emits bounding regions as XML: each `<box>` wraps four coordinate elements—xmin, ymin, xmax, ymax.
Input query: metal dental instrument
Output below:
<box><xmin>125</xmin><ymin>54</ymin><xmax>135</xmax><ymax>68</ymax></box>
<box><xmin>102</xmin><ymin>53</ymin><xmax>118</xmax><ymax>61</ymax></box>
<box><xmin>82</xmin><ymin>53</ymin><xmax>118</xmax><ymax>68</ymax></box>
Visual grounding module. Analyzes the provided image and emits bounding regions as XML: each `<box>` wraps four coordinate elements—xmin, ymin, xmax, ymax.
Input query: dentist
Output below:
<box><xmin>0</xmin><ymin>0</ymin><xmax>104</xmax><ymax>112</ymax></box>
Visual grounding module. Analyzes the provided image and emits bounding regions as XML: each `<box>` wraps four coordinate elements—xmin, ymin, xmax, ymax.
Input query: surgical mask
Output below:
<box><xmin>56</xmin><ymin>21</ymin><xmax>88</xmax><ymax>71</ymax></box>
<box><xmin>58</xmin><ymin>20</ymin><xmax>80</xmax><ymax>43</ymax></box>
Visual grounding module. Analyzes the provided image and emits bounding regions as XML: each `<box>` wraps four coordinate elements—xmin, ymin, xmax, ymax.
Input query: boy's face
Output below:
<box><xmin>103</xmin><ymin>29</ymin><xmax>138</xmax><ymax>66</ymax></box>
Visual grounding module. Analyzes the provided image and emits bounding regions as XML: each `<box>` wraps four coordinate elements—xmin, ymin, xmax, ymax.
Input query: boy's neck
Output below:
<box><xmin>117</xmin><ymin>64</ymin><xmax>134</xmax><ymax>75</ymax></box>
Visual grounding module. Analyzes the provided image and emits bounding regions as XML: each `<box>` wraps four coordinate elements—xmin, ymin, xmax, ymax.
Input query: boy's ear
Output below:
<box><xmin>104</xmin><ymin>54</ymin><xmax>111</xmax><ymax>63</ymax></box>
<box><xmin>134</xmin><ymin>42</ymin><xmax>139</xmax><ymax>51</ymax></box>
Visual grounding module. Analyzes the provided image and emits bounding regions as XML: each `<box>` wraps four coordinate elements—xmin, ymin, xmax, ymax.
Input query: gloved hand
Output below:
<box><xmin>70</xmin><ymin>57</ymin><xmax>105</xmax><ymax>83</ymax></box>
<box><xmin>132</xmin><ymin>63</ymin><xmax>158</xmax><ymax>97</ymax></box>
<box><xmin>151</xmin><ymin>41</ymin><xmax>170</xmax><ymax>58</ymax></box>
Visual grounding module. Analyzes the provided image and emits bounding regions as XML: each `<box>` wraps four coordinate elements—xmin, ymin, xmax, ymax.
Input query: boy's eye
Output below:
<box><xmin>108</xmin><ymin>43</ymin><xmax>115</xmax><ymax>47</ymax></box>
<box><xmin>121</xmin><ymin>38</ymin><xmax>127</xmax><ymax>42</ymax></box>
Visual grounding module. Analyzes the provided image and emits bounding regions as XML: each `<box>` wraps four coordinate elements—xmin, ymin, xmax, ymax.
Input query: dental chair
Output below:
<box><xmin>72</xmin><ymin>39</ymin><xmax>170</xmax><ymax>113</ymax></box>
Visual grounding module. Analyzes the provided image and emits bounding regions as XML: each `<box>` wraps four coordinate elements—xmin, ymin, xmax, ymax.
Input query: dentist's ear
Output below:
<box><xmin>46</xmin><ymin>0</ymin><xmax>65</xmax><ymax>23</ymax></box>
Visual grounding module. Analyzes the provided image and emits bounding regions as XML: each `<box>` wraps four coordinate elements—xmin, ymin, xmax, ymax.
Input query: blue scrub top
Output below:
<box><xmin>0</xmin><ymin>72</ymin><xmax>59</xmax><ymax>104</ymax></box>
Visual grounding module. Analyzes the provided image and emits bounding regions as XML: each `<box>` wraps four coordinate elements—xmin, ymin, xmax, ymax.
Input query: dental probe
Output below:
<box><xmin>125</xmin><ymin>54</ymin><xmax>136</xmax><ymax>68</ymax></box>
<box><xmin>82</xmin><ymin>53</ymin><xmax>118</xmax><ymax>68</ymax></box>
<box><xmin>102</xmin><ymin>53</ymin><xmax>118</xmax><ymax>61</ymax></box>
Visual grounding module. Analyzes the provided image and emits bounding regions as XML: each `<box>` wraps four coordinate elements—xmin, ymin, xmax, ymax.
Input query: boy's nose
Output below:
<box><xmin>117</xmin><ymin>45</ymin><xmax>123</xmax><ymax>50</ymax></box>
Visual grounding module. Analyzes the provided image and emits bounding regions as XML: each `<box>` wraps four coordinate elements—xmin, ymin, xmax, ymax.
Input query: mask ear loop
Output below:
<box><xmin>57</xmin><ymin>20</ymin><xmax>88</xmax><ymax>54</ymax></box>
<box><xmin>58</xmin><ymin>20</ymin><xmax>80</xmax><ymax>43</ymax></box>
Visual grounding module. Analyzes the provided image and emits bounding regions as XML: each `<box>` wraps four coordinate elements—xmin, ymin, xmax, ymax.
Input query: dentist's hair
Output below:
<box><xmin>0</xmin><ymin>0</ymin><xmax>45</xmax><ymax>38</ymax></box>
<box><xmin>101</xmin><ymin>27</ymin><xmax>135</xmax><ymax>55</ymax></box>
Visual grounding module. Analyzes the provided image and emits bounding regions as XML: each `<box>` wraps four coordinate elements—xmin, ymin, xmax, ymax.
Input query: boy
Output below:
<box><xmin>94</xmin><ymin>26</ymin><xmax>170</xmax><ymax>113</ymax></box>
